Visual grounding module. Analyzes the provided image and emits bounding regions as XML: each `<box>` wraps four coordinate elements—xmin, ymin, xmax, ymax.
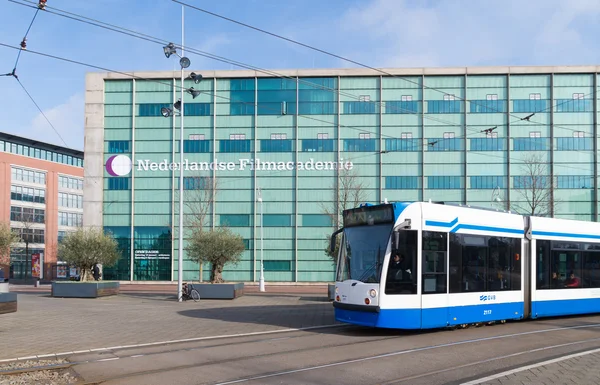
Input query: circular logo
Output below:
<box><xmin>106</xmin><ymin>155</ymin><xmax>132</xmax><ymax>176</ymax></box>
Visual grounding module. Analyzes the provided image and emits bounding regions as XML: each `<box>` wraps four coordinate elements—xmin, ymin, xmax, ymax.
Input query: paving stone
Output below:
<box><xmin>472</xmin><ymin>351</ymin><xmax>600</xmax><ymax>384</ymax></box>
<box><xmin>0</xmin><ymin>292</ymin><xmax>335</xmax><ymax>360</ymax></box>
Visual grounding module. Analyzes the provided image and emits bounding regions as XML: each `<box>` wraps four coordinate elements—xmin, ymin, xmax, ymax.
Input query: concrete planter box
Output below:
<box><xmin>0</xmin><ymin>293</ymin><xmax>17</xmax><ymax>314</ymax></box>
<box><xmin>192</xmin><ymin>283</ymin><xmax>244</xmax><ymax>299</ymax></box>
<box><xmin>328</xmin><ymin>284</ymin><xmax>335</xmax><ymax>301</ymax></box>
<box><xmin>51</xmin><ymin>281</ymin><xmax>120</xmax><ymax>298</ymax></box>
<box><xmin>0</xmin><ymin>282</ymin><xmax>9</xmax><ymax>293</ymax></box>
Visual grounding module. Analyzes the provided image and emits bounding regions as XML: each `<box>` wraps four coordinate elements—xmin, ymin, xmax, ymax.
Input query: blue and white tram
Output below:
<box><xmin>331</xmin><ymin>201</ymin><xmax>600</xmax><ymax>329</ymax></box>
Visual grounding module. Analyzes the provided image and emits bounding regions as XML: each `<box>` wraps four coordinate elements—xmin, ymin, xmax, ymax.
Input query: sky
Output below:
<box><xmin>1</xmin><ymin>0</ymin><xmax>600</xmax><ymax>151</ymax></box>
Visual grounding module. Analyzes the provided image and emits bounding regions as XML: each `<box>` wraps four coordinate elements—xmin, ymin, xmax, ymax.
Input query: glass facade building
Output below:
<box><xmin>83</xmin><ymin>66</ymin><xmax>600</xmax><ymax>283</ymax></box>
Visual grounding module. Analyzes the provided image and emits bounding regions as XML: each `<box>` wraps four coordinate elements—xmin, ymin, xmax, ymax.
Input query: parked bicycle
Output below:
<box><xmin>182</xmin><ymin>282</ymin><xmax>200</xmax><ymax>302</ymax></box>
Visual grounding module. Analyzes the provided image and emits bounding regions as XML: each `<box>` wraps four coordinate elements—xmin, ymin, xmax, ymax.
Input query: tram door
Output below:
<box><xmin>421</xmin><ymin>231</ymin><xmax>449</xmax><ymax>328</ymax></box>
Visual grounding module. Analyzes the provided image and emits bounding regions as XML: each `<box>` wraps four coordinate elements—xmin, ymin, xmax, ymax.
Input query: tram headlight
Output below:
<box><xmin>369</xmin><ymin>289</ymin><xmax>377</xmax><ymax>298</ymax></box>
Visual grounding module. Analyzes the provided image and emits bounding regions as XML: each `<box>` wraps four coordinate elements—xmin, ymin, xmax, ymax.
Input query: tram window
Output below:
<box><xmin>385</xmin><ymin>230</ymin><xmax>418</xmax><ymax>295</ymax></box>
<box><xmin>462</xmin><ymin>235</ymin><xmax>487</xmax><ymax>292</ymax></box>
<box><xmin>449</xmin><ymin>236</ymin><xmax>462</xmax><ymax>293</ymax></box>
<box><xmin>422</xmin><ymin>231</ymin><xmax>447</xmax><ymax>294</ymax></box>
<box><xmin>551</xmin><ymin>249</ymin><xmax>582</xmax><ymax>289</ymax></box>
<box><xmin>583</xmin><ymin>246</ymin><xmax>600</xmax><ymax>288</ymax></box>
<box><xmin>449</xmin><ymin>234</ymin><xmax>521</xmax><ymax>293</ymax></box>
<box><xmin>537</xmin><ymin>239</ymin><xmax>594</xmax><ymax>289</ymax></box>
<box><xmin>488</xmin><ymin>237</ymin><xmax>513</xmax><ymax>291</ymax></box>
<box><xmin>536</xmin><ymin>240</ymin><xmax>552</xmax><ymax>289</ymax></box>
<box><xmin>509</xmin><ymin>238</ymin><xmax>521</xmax><ymax>291</ymax></box>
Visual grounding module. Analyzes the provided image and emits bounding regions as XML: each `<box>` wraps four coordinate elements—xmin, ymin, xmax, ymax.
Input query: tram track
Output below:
<box><xmin>0</xmin><ymin>325</ymin><xmax>404</xmax><ymax>383</ymax></box>
<box><xmin>375</xmin><ymin>337</ymin><xmax>600</xmax><ymax>384</ymax></box>
<box><xmin>4</xmin><ymin>320</ymin><xmax>600</xmax><ymax>384</ymax></box>
<box><xmin>205</xmin><ymin>321</ymin><xmax>600</xmax><ymax>385</ymax></box>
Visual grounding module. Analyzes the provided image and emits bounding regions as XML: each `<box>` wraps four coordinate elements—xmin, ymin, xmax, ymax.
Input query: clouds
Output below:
<box><xmin>29</xmin><ymin>93</ymin><xmax>84</xmax><ymax>151</ymax></box>
<box><xmin>335</xmin><ymin>0</ymin><xmax>600</xmax><ymax>68</ymax></box>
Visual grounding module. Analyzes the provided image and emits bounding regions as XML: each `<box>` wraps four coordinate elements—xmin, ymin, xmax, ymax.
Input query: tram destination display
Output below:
<box><xmin>343</xmin><ymin>204</ymin><xmax>394</xmax><ymax>227</ymax></box>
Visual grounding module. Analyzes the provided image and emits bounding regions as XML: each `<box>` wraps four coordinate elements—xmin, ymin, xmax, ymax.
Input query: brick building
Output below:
<box><xmin>0</xmin><ymin>131</ymin><xmax>83</xmax><ymax>281</ymax></box>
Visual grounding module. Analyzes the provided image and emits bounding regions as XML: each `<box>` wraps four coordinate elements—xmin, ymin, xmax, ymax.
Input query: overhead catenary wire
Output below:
<box><xmin>174</xmin><ymin>0</ymin><xmax>595</xmax><ymax>133</ymax></box>
<box><xmin>8</xmin><ymin>0</ymin><xmax>597</xmax><ymax>183</ymax></box>
<box><xmin>1</xmin><ymin>0</ymin><xmax>70</xmax><ymax>148</ymax></box>
<box><xmin>0</xmin><ymin>41</ymin><xmax>595</xmax><ymax>184</ymax></box>
<box><xmin>6</xmin><ymin>4</ymin><xmax>596</xmax><ymax>176</ymax></box>
<box><xmin>15</xmin><ymin>77</ymin><xmax>69</xmax><ymax>148</ymax></box>
<box><xmin>9</xmin><ymin>0</ymin><xmax>479</xmax><ymax>130</ymax></box>
<box><xmin>10</xmin><ymin>0</ymin><xmax>596</xmax><ymax>145</ymax></box>
<box><xmin>9</xmin><ymin>0</ymin><xmax>597</xmax><ymax>178</ymax></box>
<box><xmin>14</xmin><ymin>0</ymin><xmax>576</xmax><ymax>134</ymax></box>
<box><xmin>3</xmin><ymin>3</ymin><xmax>595</xmax><ymax>180</ymax></box>
<box><xmin>0</xmin><ymin>43</ymin><xmax>407</xmax><ymax>188</ymax></box>
<box><xmin>13</xmin><ymin>5</ymin><xmax>40</xmax><ymax>69</ymax></box>
<box><xmin>1</xmin><ymin>0</ymin><xmax>466</xmax><ymax>192</ymax></box>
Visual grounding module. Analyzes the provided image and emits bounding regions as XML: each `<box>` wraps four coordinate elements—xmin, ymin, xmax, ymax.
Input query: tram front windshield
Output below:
<box><xmin>336</xmin><ymin>224</ymin><xmax>393</xmax><ymax>283</ymax></box>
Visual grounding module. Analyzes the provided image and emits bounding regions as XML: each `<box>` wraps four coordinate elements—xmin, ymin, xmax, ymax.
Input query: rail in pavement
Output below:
<box><xmin>462</xmin><ymin>347</ymin><xmax>600</xmax><ymax>384</ymax></box>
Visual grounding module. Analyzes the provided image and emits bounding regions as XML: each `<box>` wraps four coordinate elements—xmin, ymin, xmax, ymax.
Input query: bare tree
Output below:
<box><xmin>173</xmin><ymin>173</ymin><xmax>219</xmax><ymax>234</ymax></box>
<box><xmin>321</xmin><ymin>168</ymin><xmax>368</xmax><ymax>263</ymax></box>
<box><xmin>172</xmin><ymin>173</ymin><xmax>219</xmax><ymax>279</ymax></box>
<box><xmin>511</xmin><ymin>153</ymin><xmax>559</xmax><ymax>217</ymax></box>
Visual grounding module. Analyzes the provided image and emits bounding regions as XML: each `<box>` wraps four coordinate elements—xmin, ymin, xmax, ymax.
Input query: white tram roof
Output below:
<box><xmin>392</xmin><ymin>201</ymin><xmax>600</xmax><ymax>243</ymax></box>
<box><xmin>414</xmin><ymin>201</ymin><xmax>524</xmax><ymax>239</ymax></box>
<box><xmin>529</xmin><ymin>216</ymin><xmax>600</xmax><ymax>243</ymax></box>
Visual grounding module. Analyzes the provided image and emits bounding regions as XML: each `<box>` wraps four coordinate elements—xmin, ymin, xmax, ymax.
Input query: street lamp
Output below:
<box><xmin>160</xmin><ymin>6</ymin><xmax>203</xmax><ymax>302</ymax></box>
<box><xmin>256</xmin><ymin>187</ymin><xmax>265</xmax><ymax>292</ymax></box>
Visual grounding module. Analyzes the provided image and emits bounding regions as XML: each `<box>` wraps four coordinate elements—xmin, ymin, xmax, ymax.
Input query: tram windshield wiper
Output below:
<box><xmin>357</xmin><ymin>247</ymin><xmax>382</xmax><ymax>283</ymax></box>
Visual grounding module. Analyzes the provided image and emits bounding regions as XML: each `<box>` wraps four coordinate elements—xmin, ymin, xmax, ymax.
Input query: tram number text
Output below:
<box><xmin>483</xmin><ymin>310</ymin><xmax>492</xmax><ymax>315</ymax></box>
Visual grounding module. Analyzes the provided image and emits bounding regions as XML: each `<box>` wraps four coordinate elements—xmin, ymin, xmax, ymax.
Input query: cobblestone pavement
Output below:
<box><xmin>465</xmin><ymin>349</ymin><xmax>600</xmax><ymax>385</ymax></box>
<box><xmin>0</xmin><ymin>291</ymin><xmax>335</xmax><ymax>361</ymax></box>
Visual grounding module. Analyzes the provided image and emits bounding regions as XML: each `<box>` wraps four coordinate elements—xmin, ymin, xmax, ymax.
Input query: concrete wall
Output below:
<box><xmin>83</xmin><ymin>72</ymin><xmax>105</xmax><ymax>229</ymax></box>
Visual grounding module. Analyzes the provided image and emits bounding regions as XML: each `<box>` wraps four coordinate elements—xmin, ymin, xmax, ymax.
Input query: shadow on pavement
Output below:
<box><xmin>177</xmin><ymin>304</ymin><xmax>434</xmax><ymax>339</ymax></box>
<box><xmin>117</xmin><ymin>293</ymin><xmax>178</xmax><ymax>301</ymax></box>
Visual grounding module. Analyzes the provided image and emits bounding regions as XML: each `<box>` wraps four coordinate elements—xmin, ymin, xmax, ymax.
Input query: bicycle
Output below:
<box><xmin>182</xmin><ymin>282</ymin><xmax>200</xmax><ymax>302</ymax></box>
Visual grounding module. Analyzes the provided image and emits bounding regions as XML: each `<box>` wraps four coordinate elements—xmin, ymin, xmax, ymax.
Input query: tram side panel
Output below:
<box><xmin>445</xmin><ymin>237</ymin><xmax>526</xmax><ymax>326</ymax></box>
<box><xmin>421</xmin><ymin>203</ymin><xmax>526</xmax><ymax>327</ymax></box>
<box><xmin>530</xmin><ymin>216</ymin><xmax>600</xmax><ymax>318</ymax></box>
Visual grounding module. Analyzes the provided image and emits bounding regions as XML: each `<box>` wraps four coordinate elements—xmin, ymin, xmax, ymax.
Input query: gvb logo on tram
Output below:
<box><xmin>331</xmin><ymin>201</ymin><xmax>600</xmax><ymax>330</ymax></box>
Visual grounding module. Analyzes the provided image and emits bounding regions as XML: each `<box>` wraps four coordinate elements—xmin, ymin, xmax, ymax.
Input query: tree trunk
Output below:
<box><xmin>80</xmin><ymin>268</ymin><xmax>87</xmax><ymax>282</ymax></box>
<box><xmin>25</xmin><ymin>241</ymin><xmax>29</xmax><ymax>281</ymax></box>
<box><xmin>210</xmin><ymin>263</ymin><xmax>224</xmax><ymax>283</ymax></box>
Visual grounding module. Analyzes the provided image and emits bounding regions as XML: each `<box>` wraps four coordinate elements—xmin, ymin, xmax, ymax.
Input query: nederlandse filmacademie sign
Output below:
<box><xmin>105</xmin><ymin>155</ymin><xmax>354</xmax><ymax>177</ymax></box>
